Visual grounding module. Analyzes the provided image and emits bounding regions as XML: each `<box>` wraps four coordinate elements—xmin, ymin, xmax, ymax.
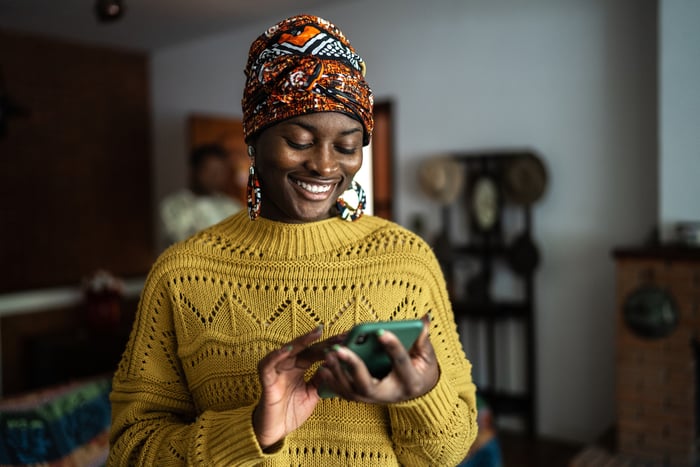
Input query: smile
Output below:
<box><xmin>294</xmin><ymin>179</ymin><xmax>334</xmax><ymax>194</ymax></box>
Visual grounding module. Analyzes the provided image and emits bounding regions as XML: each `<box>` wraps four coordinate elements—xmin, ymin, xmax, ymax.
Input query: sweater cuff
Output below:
<box><xmin>200</xmin><ymin>405</ymin><xmax>286</xmax><ymax>465</ymax></box>
<box><xmin>387</xmin><ymin>375</ymin><xmax>460</xmax><ymax>432</ymax></box>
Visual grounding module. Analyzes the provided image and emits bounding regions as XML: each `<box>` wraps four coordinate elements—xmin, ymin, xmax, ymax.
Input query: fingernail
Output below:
<box><xmin>427</xmin><ymin>312</ymin><xmax>433</xmax><ymax>322</ymax></box>
<box><xmin>282</xmin><ymin>345</ymin><xmax>293</xmax><ymax>352</ymax></box>
<box><xmin>376</xmin><ymin>328</ymin><xmax>385</xmax><ymax>337</ymax></box>
<box><xmin>316</xmin><ymin>323</ymin><xmax>324</xmax><ymax>332</ymax></box>
<box><xmin>331</xmin><ymin>344</ymin><xmax>341</xmax><ymax>352</ymax></box>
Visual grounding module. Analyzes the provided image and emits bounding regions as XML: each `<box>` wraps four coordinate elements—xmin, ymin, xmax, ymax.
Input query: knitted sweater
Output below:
<box><xmin>108</xmin><ymin>211</ymin><xmax>477</xmax><ymax>466</ymax></box>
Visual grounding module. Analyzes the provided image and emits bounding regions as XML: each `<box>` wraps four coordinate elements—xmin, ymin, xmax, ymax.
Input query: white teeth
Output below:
<box><xmin>295</xmin><ymin>179</ymin><xmax>332</xmax><ymax>194</ymax></box>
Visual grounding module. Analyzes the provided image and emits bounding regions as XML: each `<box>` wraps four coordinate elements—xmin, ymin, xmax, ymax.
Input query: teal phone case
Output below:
<box><xmin>317</xmin><ymin>319</ymin><xmax>424</xmax><ymax>398</ymax></box>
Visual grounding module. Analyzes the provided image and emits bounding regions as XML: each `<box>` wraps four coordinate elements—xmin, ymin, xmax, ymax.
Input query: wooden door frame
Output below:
<box><xmin>370</xmin><ymin>100</ymin><xmax>395</xmax><ymax>220</ymax></box>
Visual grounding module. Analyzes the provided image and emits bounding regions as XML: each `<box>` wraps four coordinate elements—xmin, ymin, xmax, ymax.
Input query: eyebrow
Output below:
<box><xmin>289</xmin><ymin>120</ymin><xmax>363</xmax><ymax>137</ymax></box>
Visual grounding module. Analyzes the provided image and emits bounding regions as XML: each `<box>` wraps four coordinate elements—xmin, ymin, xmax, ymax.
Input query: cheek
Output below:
<box><xmin>344</xmin><ymin>155</ymin><xmax>364</xmax><ymax>178</ymax></box>
<box><xmin>257</xmin><ymin>156</ymin><xmax>291</xmax><ymax>181</ymax></box>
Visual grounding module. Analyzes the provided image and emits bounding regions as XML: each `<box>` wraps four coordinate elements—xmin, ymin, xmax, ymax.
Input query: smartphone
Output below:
<box><xmin>318</xmin><ymin>319</ymin><xmax>424</xmax><ymax>398</ymax></box>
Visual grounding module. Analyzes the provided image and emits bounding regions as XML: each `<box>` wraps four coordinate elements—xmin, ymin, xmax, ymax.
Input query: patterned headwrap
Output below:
<box><xmin>242</xmin><ymin>15</ymin><xmax>374</xmax><ymax>146</ymax></box>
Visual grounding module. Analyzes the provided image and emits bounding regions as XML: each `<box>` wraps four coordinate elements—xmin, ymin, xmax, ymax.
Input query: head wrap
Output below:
<box><xmin>242</xmin><ymin>15</ymin><xmax>374</xmax><ymax>145</ymax></box>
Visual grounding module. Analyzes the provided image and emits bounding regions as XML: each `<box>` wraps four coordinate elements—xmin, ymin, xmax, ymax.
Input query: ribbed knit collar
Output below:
<box><xmin>210</xmin><ymin>211</ymin><xmax>387</xmax><ymax>259</ymax></box>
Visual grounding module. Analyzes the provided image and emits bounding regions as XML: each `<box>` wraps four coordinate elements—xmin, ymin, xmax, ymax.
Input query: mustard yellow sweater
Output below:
<box><xmin>108</xmin><ymin>212</ymin><xmax>477</xmax><ymax>466</ymax></box>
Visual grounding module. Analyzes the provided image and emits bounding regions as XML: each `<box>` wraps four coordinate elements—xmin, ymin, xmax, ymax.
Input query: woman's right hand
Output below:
<box><xmin>252</xmin><ymin>325</ymin><xmax>343</xmax><ymax>450</ymax></box>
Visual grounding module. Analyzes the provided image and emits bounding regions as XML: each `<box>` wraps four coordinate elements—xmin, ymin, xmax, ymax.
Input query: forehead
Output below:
<box><xmin>277</xmin><ymin>112</ymin><xmax>363</xmax><ymax>132</ymax></box>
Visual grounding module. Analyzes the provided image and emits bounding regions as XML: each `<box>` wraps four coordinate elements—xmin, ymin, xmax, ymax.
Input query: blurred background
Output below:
<box><xmin>0</xmin><ymin>0</ymin><xmax>698</xmax><ymax>465</ymax></box>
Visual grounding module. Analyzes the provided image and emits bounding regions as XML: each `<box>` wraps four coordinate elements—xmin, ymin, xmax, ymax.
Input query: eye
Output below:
<box><xmin>286</xmin><ymin>139</ymin><xmax>312</xmax><ymax>150</ymax></box>
<box><xmin>335</xmin><ymin>145</ymin><xmax>359</xmax><ymax>155</ymax></box>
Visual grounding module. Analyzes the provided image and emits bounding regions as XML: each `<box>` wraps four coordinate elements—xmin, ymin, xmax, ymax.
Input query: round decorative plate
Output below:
<box><xmin>503</xmin><ymin>155</ymin><xmax>548</xmax><ymax>205</ymax></box>
<box><xmin>623</xmin><ymin>286</ymin><xmax>678</xmax><ymax>339</ymax></box>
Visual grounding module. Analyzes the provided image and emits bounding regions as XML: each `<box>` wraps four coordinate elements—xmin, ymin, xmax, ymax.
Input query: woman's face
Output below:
<box><xmin>253</xmin><ymin>112</ymin><xmax>364</xmax><ymax>223</ymax></box>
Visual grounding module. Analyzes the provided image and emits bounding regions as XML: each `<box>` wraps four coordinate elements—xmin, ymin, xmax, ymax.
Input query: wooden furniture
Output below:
<box><xmin>26</xmin><ymin>327</ymin><xmax>129</xmax><ymax>391</ymax></box>
<box><xmin>613</xmin><ymin>247</ymin><xmax>700</xmax><ymax>466</ymax></box>
<box><xmin>435</xmin><ymin>151</ymin><xmax>544</xmax><ymax>435</ymax></box>
<box><xmin>368</xmin><ymin>102</ymin><xmax>395</xmax><ymax>220</ymax></box>
<box><xmin>1</xmin><ymin>295</ymin><xmax>138</xmax><ymax>396</ymax></box>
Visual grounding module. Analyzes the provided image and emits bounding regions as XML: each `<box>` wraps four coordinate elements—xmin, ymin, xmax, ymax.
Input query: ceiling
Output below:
<box><xmin>0</xmin><ymin>0</ymin><xmax>339</xmax><ymax>51</ymax></box>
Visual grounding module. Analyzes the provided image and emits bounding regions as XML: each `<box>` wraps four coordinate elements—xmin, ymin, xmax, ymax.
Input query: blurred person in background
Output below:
<box><xmin>160</xmin><ymin>143</ymin><xmax>242</xmax><ymax>245</ymax></box>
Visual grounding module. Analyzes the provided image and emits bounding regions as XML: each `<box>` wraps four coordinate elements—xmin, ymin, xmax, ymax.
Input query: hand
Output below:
<box><xmin>314</xmin><ymin>314</ymin><xmax>440</xmax><ymax>404</ymax></box>
<box><xmin>253</xmin><ymin>325</ymin><xmax>344</xmax><ymax>450</ymax></box>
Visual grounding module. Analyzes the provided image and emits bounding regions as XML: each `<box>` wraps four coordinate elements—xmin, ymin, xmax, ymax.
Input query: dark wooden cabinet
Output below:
<box><xmin>1</xmin><ymin>296</ymin><xmax>138</xmax><ymax>396</ymax></box>
<box><xmin>26</xmin><ymin>328</ymin><xmax>129</xmax><ymax>390</ymax></box>
<box><xmin>434</xmin><ymin>151</ymin><xmax>545</xmax><ymax>435</ymax></box>
<box><xmin>613</xmin><ymin>247</ymin><xmax>700</xmax><ymax>465</ymax></box>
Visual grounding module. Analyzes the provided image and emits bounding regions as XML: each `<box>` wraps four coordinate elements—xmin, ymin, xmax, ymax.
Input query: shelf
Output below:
<box><xmin>612</xmin><ymin>245</ymin><xmax>700</xmax><ymax>261</ymax></box>
<box><xmin>478</xmin><ymin>389</ymin><xmax>534</xmax><ymax>418</ymax></box>
<box><xmin>435</xmin><ymin>152</ymin><xmax>541</xmax><ymax>436</ymax></box>
<box><xmin>452</xmin><ymin>243</ymin><xmax>509</xmax><ymax>256</ymax></box>
<box><xmin>453</xmin><ymin>300</ymin><xmax>530</xmax><ymax>319</ymax></box>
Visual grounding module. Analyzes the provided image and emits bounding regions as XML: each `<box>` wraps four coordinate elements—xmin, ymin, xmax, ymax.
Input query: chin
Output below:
<box><xmin>293</xmin><ymin>207</ymin><xmax>335</xmax><ymax>223</ymax></box>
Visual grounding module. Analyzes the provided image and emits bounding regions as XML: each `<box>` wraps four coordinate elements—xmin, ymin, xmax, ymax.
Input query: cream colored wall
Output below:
<box><xmin>150</xmin><ymin>0</ymin><xmax>659</xmax><ymax>443</ymax></box>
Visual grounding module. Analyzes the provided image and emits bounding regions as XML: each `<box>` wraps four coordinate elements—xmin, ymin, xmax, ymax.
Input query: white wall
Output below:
<box><xmin>659</xmin><ymin>0</ymin><xmax>700</xmax><ymax>241</ymax></box>
<box><xmin>151</xmin><ymin>0</ymin><xmax>658</xmax><ymax>443</ymax></box>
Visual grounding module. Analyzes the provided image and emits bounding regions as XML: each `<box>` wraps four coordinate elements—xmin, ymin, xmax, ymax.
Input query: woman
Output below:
<box><xmin>108</xmin><ymin>15</ymin><xmax>477</xmax><ymax>466</ymax></box>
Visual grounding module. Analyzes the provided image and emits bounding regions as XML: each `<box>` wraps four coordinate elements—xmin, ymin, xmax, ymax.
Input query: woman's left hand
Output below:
<box><xmin>314</xmin><ymin>314</ymin><xmax>440</xmax><ymax>403</ymax></box>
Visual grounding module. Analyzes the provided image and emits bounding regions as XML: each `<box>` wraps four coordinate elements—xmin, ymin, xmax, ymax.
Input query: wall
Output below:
<box><xmin>659</xmin><ymin>0</ymin><xmax>700</xmax><ymax>241</ymax></box>
<box><xmin>150</xmin><ymin>0</ymin><xmax>658</xmax><ymax>443</ymax></box>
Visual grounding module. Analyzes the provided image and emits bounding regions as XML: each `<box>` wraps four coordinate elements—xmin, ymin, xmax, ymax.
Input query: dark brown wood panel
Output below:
<box><xmin>0</xmin><ymin>30</ymin><xmax>155</xmax><ymax>292</ymax></box>
<box><xmin>371</xmin><ymin>101</ymin><xmax>394</xmax><ymax>220</ymax></box>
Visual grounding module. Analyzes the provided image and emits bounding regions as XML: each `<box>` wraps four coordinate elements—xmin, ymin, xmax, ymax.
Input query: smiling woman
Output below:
<box><xmin>107</xmin><ymin>14</ymin><xmax>477</xmax><ymax>466</ymax></box>
<box><xmin>252</xmin><ymin>112</ymin><xmax>364</xmax><ymax>223</ymax></box>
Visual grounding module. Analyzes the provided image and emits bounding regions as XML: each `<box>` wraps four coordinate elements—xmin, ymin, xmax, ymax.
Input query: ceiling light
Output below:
<box><xmin>95</xmin><ymin>0</ymin><xmax>126</xmax><ymax>23</ymax></box>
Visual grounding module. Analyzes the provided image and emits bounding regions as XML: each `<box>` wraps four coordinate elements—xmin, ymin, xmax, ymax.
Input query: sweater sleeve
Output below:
<box><xmin>107</xmin><ymin>264</ymin><xmax>285</xmax><ymax>466</ymax></box>
<box><xmin>387</xmin><ymin>250</ymin><xmax>478</xmax><ymax>466</ymax></box>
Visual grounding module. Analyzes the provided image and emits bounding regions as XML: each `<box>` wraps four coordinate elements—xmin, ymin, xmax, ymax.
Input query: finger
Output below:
<box><xmin>321</xmin><ymin>347</ymin><xmax>362</xmax><ymax>398</ymax></box>
<box><xmin>410</xmin><ymin>316</ymin><xmax>439</xmax><ymax>369</ymax></box>
<box><xmin>421</xmin><ymin>312</ymin><xmax>432</xmax><ymax>336</ymax></box>
<box><xmin>376</xmin><ymin>328</ymin><xmax>419</xmax><ymax>384</ymax></box>
<box><xmin>312</xmin><ymin>364</ymin><xmax>338</xmax><ymax>398</ymax></box>
<box><xmin>297</xmin><ymin>332</ymin><xmax>347</xmax><ymax>363</ymax></box>
<box><xmin>257</xmin><ymin>344</ymin><xmax>294</xmax><ymax>385</ymax></box>
<box><xmin>287</xmin><ymin>324</ymin><xmax>325</xmax><ymax>355</ymax></box>
<box><xmin>327</xmin><ymin>346</ymin><xmax>376</xmax><ymax>398</ymax></box>
<box><xmin>258</xmin><ymin>325</ymin><xmax>324</xmax><ymax>374</ymax></box>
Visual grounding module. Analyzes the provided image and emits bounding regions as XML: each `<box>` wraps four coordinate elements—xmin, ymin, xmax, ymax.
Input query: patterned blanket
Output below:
<box><xmin>0</xmin><ymin>378</ymin><xmax>499</xmax><ymax>467</ymax></box>
<box><xmin>0</xmin><ymin>376</ymin><xmax>111</xmax><ymax>467</ymax></box>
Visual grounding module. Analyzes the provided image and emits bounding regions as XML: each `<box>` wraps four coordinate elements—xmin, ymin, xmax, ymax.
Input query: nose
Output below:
<box><xmin>304</xmin><ymin>144</ymin><xmax>339</xmax><ymax>176</ymax></box>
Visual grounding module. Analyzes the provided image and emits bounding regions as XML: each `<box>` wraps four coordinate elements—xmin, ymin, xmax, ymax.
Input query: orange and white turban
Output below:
<box><xmin>242</xmin><ymin>15</ymin><xmax>374</xmax><ymax>146</ymax></box>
